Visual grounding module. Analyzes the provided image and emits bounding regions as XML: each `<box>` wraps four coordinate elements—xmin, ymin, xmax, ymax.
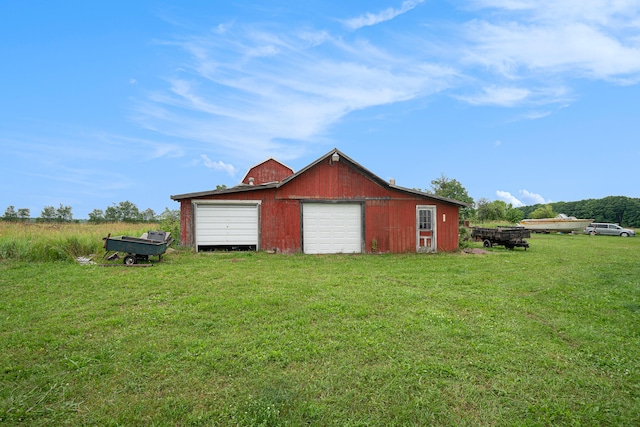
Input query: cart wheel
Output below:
<box><xmin>483</xmin><ymin>239</ymin><xmax>492</xmax><ymax>248</ymax></box>
<box><xmin>124</xmin><ymin>255</ymin><xmax>136</xmax><ymax>265</ymax></box>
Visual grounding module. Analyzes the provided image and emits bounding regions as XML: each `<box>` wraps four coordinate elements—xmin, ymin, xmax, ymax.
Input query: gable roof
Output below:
<box><xmin>171</xmin><ymin>148</ymin><xmax>469</xmax><ymax>207</ymax></box>
<box><xmin>240</xmin><ymin>157</ymin><xmax>294</xmax><ymax>185</ymax></box>
<box><xmin>280</xmin><ymin>148</ymin><xmax>388</xmax><ymax>187</ymax></box>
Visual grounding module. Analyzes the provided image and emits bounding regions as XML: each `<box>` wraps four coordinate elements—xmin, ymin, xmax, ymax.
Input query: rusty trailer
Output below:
<box><xmin>471</xmin><ymin>226</ymin><xmax>530</xmax><ymax>250</ymax></box>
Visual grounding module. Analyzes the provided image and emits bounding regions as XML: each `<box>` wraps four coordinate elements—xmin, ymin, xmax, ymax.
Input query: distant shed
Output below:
<box><xmin>170</xmin><ymin>149</ymin><xmax>467</xmax><ymax>254</ymax></box>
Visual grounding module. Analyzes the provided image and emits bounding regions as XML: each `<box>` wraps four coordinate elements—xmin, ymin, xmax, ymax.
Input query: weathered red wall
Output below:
<box><xmin>363</xmin><ymin>198</ymin><xmax>460</xmax><ymax>253</ymax></box>
<box><xmin>242</xmin><ymin>159</ymin><xmax>293</xmax><ymax>185</ymax></box>
<box><xmin>278</xmin><ymin>159</ymin><xmax>391</xmax><ymax>199</ymax></box>
<box><xmin>179</xmin><ymin>200</ymin><xmax>192</xmax><ymax>246</ymax></box>
<box><xmin>178</xmin><ymin>159</ymin><xmax>460</xmax><ymax>252</ymax></box>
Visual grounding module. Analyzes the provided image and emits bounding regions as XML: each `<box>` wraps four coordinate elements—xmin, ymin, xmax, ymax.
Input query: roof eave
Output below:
<box><xmin>390</xmin><ymin>184</ymin><xmax>470</xmax><ymax>207</ymax></box>
<box><xmin>170</xmin><ymin>182</ymin><xmax>279</xmax><ymax>201</ymax></box>
<box><xmin>171</xmin><ymin>148</ymin><xmax>470</xmax><ymax>208</ymax></box>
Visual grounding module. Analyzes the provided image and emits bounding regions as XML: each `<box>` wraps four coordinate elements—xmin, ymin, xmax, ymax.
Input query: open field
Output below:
<box><xmin>0</xmin><ymin>222</ymin><xmax>161</xmax><ymax>262</ymax></box>
<box><xmin>1</xmin><ymin>228</ymin><xmax>639</xmax><ymax>426</ymax></box>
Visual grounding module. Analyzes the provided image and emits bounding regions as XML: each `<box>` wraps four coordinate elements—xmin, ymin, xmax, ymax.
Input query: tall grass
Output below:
<box><xmin>0</xmin><ymin>222</ymin><xmax>160</xmax><ymax>262</ymax></box>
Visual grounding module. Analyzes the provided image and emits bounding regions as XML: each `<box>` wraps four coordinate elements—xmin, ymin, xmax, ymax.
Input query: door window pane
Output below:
<box><xmin>419</xmin><ymin>210</ymin><xmax>432</xmax><ymax>230</ymax></box>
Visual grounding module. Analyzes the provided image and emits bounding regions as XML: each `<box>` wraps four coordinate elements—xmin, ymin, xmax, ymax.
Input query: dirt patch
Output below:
<box><xmin>463</xmin><ymin>248</ymin><xmax>492</xmax><ymax>255</ymax></box>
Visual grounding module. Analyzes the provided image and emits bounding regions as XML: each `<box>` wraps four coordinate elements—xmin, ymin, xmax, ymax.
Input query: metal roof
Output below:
<box><xmin>171</xmin><ymin>148</ymin><xmax>469</xmax><ymax>207</ymax></box>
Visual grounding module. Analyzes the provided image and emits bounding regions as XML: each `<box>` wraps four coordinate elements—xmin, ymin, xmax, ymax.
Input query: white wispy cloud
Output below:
<box><xmin>497</xmin><ymin>189</ymin><xmax>551</xmax><ymax>206</ymax></box>
<box><xmin>496</xmin><ymin>190</ymin><xmax>524</xmax><ymax>207</ymax></box>
<box><xmin>134</xmin><ymin>24</ymin><xmax>454</xmax><ymax>162</ymax></box>
<box><xmin>450</xmin><ymin>0</ymin><xmax>640</xmax><ymax>109</ymax></box>
<box><xmin>456</xmin><ymin>86</ymin><xmax>531</xmax><ymax>106</ymax></box>
<box><xmin>462</xmin><ymin>1</ymin><xmax>640</xmax><ymax>80</ymax></box>
<box><xmin>133</xmin><ymin>1</ymin><xmax>640</xmax><ymax>162</ymax></box>
<box><xmin>521</xmin><ymin>110</ymin><xmax>551</xmax><ymax>120</ymax></box>
<box><xmin>454</xmin><ymin>84</ymin><xmax>571</xmax><ymax>108</ymax></box>
<box><xmin>2</xmin><ymin>128</ymin><xmax>185</xmax><ymax>205</ymax></box>
<box><xmin>519</xmin><ymin>189</ymin><xmax>550</xmax><ymax>205</ymax></box>
<box><xmin>468</xmin><ymin>0</ymin><xmax>640</xmax><ymax>28</ymax></box>
<box><xmin>343</xmin><ymin>0</ymin><xmax>425</xmax><ymax>30</ymax></box>
<box><xmin>100</xmin><ymin>133</ymin><xmax>185</xmax><ymax>159</ymax></box>
<box><xmin>201</xmin><ymin>154</ymin><xmax>236</xmax><ymax>176</ymax></box>
<box><xmin>463</xmin><ymin>20</ymin><xmax>640</xmax><ymax>81</ymax></box>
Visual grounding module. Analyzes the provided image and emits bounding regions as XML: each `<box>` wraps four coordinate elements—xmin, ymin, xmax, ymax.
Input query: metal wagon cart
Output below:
<box><xmin>103</xmin><ymin>231</ymin><xmax>173</xmax><ymax>265</ymax></box>
<box><xmin>471</xmin><ymin>226</ymin><xmax>530</xmax><ymax>250</ymax></box>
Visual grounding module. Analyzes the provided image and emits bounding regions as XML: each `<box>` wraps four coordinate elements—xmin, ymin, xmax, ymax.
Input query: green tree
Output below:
<box><xmin>530</xmin><ymin>204</ymin><xmax>555</xmax><ymax>219</ymax></box>
<box><xmin>40</xmin><ymin>206</ymin><xmax>57</xmax><ymax>222</ymax></box>
<box><xmin>55</xmin><ymin>204</ymin><xmax>73</xmax><ymax>222</ymax></box>
<box><xmin>601</xmin><ymin>196</ymin><xmax>630</xmax><ymax>225</ymax></box>
<box><xmin>158</xmin><ymin>207</ymin><xmax>180</xmax><ymax>221</ymax></box>
<box><xmin>141</xmin><ymin>208</ymin><xmax>156</xmax><ymax>222</ymax></box>
<box><xmin>88</xmin><ymin>209</ymin><xmax>105</xmax><ymax>223</ymax></box>
<box><xmin>104</xmin><ymin>205</ymin><xmax>118</xmax><ymax>222</ymax></box>
<box><xmin>119</xmin><ymin>201</ymin><xmax>141</xmax><ymax>222</ymax></box>
<box><xmin>105</xmin><ymin>201</ymin><xmax>141</xmax><ymax>222</ymax></box>
<box><xmin>2</xmin><ymin>206</ymin><xmax>18</xmax><ymax>221</ymax></box>
<box><xmin>159</xmin><ymin>208</ymin><xmax>180</xmax><ymax>242</ymax></box>
<box><xmin>17</xmin><ymin>208</ymin><xmax>30</xmax><ymax>221</ymax></box>
<box><xmin>428</xmin><ymin>174</ymin><xmax>475</xmax><ymax>221</ymax></box>
<box><xmin>505</xmin><ymin>205</ymin><xmax>524</xmax><ymax>223</ymax></box>
<box><xmin>517</xmin><ymin>196</ymin><xmax>640</xmax><ymax>227</ymax></box>
<box><xmin>476</xmin><ymin>199</ymin><xmax>508</xmax><ymax>222</ymax></box>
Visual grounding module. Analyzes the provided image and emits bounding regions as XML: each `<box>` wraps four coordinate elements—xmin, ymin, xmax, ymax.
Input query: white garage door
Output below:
<box><xmin>303</xmin><ymin>203</ymin><xmax>362</xmax><ymax>254</ymax></box>
<box><xmin>195</xmin><ymin>203</ymin><xmax>259</xmax><ymax>249</ymax></box>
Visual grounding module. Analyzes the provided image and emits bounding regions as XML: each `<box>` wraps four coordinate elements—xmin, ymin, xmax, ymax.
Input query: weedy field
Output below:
<box><xmin>1</xmin><ymin>225</ymin><xmax>639</xmax><ymax>426</ymax></box>
<box><xmin>0</xmin><ymin>222</ymin><xmax>161</xmax><ymax>262</ymax></box>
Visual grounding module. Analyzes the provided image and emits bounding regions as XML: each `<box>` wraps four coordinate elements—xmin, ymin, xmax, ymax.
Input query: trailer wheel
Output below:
<box><xmin>124</xmin><ymin>255</ymin><xmax>136</xmax><ymax>265</ymax></box>
<box><xmin>483</xmin><ymin>239</ymin><xmax>492</xmax><ymax>248</ymax></box>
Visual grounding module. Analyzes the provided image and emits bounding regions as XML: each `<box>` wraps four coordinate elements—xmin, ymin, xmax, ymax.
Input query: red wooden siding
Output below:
<box><xmin>262</xmin><ymin>197</ymin><xmax>300</xmax><ymax>253</ymax></box>
<box><xmin>277</xmin><ymin>160</ymin><xmax>391</xmax><ymax>199</ymax></box>
<box><xmin>179</xmin><ymin>199</ymin><xmax>192</xmax><ymax>246</ymax></box>
<box><xmin>241</xmin><ymin>158</ymin><xmax>293</xmax><ymax>185</ymax></box>
<box><xmin>177</xmin><ymin>156</ymin><xmax>461</xmax><ymax>253</ymax></box>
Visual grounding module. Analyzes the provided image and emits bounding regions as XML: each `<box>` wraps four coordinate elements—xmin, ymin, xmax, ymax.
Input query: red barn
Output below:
<box><xmin>170</xmin><ymin>149</ymin><xmax>467</xmax><ymax>254</ymax></box>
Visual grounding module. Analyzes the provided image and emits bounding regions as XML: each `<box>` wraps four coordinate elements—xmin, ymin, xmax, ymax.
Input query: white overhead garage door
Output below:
<box><xmin>303</xmin><ymin>203</ymin><xmax>362</xmax><ymax>254</ymax></box>
<box><xmin>195</xmin><ymin>203</ymin><xmax>259</xmax><ymax>250</ymax></box>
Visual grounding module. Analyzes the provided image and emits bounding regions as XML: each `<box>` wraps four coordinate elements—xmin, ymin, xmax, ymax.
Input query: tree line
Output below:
<box><xmin>427</xmin><ymin>176</ymin><xmax>640</xmax><ymax>227</ymax></box>
<box><xmin>2</xmin><ymin>201</ymin><xmax>179</xmax><ymax>223</ymax></box>
<box><xmin>518</xmin><ymin>196</ymin><xmax>640</xmax><ymax>228</ymax></box>
<box><xmin>4</xmin><ymin>180</ymin><xmax>638</xmax><ymax>228</ymax></box>
<box><xmin>426</xmin><ymin>175</ymin><xmax>524</xmax><ymax>224</ymax></box>
<box><xmin>87</xmin><ymin>201</ymin><xmax>179</xmax><ymax>223</ymax></box>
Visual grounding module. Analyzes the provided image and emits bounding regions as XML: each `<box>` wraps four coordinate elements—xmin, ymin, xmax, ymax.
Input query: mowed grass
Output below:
<box><xmin>1</xmin><ymin>231</ymin><xmax>639</xmax><ymax>426</ymax></box>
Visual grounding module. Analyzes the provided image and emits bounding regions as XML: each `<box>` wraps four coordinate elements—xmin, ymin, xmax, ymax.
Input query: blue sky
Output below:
<box><xmin>2</xmin><ymin>1</ymin><xmax>639</xmax><ymax>219</ymax></box>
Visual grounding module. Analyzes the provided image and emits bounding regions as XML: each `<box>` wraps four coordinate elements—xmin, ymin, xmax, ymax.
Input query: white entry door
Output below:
<box><xmin>303</xmin><ymin>203</ymin><xmax>362</xmax><ymax>254</ymax></box>
<box><xmin>416</xmin><ymin>205</ymin><xmax>437</xmax><ymax>253</ymax></box>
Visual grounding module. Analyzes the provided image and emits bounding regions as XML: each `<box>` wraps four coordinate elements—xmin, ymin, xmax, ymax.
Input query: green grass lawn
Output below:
<box><xmin>1</xmin><ymin>233</ymin><xmax>639</xmax><ymax>426</ymax></box>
